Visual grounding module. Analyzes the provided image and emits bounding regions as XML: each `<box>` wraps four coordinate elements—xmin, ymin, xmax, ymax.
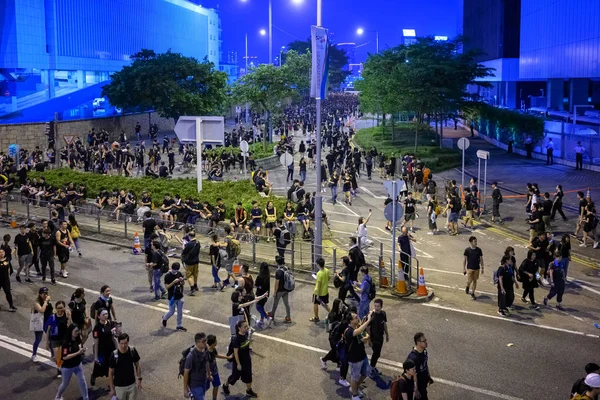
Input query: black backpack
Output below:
<box><xmin>158</xmin><ymin>251</ymin><xmax>170</xmax><ymax>274</ymax></box>
<box><xmin>178</xmin><ymin>345</ymin><xmax>195</xmax><ymax>378</ymax></box>
<box><xmin>367</xmin><ymin>279</ymin><xmax>376</xmax><ymax>300</ymax></box>
<box><xmin>333</xmin><ymin>274</ymin><xmax>343</xmax><ymax>288</ymax></box>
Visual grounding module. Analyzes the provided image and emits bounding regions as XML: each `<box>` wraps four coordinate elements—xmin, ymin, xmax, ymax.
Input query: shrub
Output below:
<box><xmin>29</xmin><ymin>168</ymin><xmax>287</xmax><ymax>219</ymax></box>
<box><xmin>205</xmin><ymin>142</ymin><xmax>275</xmax><ymax>160</ymax></box>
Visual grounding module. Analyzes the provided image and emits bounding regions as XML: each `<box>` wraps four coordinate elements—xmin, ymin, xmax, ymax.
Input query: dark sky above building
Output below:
<box><xmin>200</xmin><ymin>0</ymin><xmax>461</xmax><ymax>64</ymax></box>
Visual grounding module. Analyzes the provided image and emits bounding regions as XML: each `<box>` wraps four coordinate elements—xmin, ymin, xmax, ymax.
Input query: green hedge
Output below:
<box><xmin>29</xmin><ymin>169</ymin><xmax>287</xmax><ymax>219</ymax></box>
<box><xmin>354</xmin><ymin>125</ymin><xmax>461</xmax><ymax>171</ymax></box>
<box><xmin>205</xmin><ymin>142</ymin><xmax>275</xmax><ymax>160</ymax></box>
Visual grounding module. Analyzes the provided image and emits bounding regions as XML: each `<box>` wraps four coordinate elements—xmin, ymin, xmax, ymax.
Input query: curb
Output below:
<box><xmin>79</xmin><ymin>235</ymin><xmax>436</xmax><ymax>302</ymax></box>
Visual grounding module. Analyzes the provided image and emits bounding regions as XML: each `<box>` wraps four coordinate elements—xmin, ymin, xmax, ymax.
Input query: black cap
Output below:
<box><xmin>38</xmin><ymin>287</ymin><xmax>49</xmax><ymax>294</ymax></box>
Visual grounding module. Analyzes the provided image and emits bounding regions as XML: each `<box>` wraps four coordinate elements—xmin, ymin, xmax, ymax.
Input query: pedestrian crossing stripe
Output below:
<box><xmin>323</xmin><ymin>240</ymin><xmax>335</xmax><ymax>256</ymax></box>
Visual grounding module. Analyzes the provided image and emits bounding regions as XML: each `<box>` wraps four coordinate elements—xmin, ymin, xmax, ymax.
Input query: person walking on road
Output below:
<box><xmin>354</xmin><ymin>267</ymin><xmax>373</xmax><ymax>320</ymax></box>
<box><xmin>205</xmin><ymin>334</ymin><xmax>232</xmax><ymax>400</ymax></box>
<box><xmin>14</xmin><ymin>224</ymin><xmax>33</xmax><ymax>283</ymax></box>
<box><xmin>47</xmin><ymin>300</ymin><xmax>72</xmax><ymax>378</ymax></box>
<box><xmin>574</xmin><ymin>141</ymin><xmax>585</xmax><ymax>171</ymax></box>
<box><xmin>518</xmin><ymin>250</ymin><xmax>540</xmax><ymax>309</ymax></box>
<box><xmin>367</xmin><ymin>298</ymin><xmax>388</xmax><ymax>378</ymax></box>
<box><xmin>55</xmin><ymin>325</ymin><xmax>90</xmax><ymax>400</ymax></box>
<box><xmin>55</xmin><ymin>220</ymin><xmax>73</xmax><ymax>279</ymax></box>
<box><xmin>39</xmin><ymin>229</ymin><xmax>57</xmax><ymax>284</ymax></box>
<box><xmin>491</xmin><ymin>182</ymin><xmax>504</xmax><ymax>224</ymax></box>
<box><xmin>91</xmin><ymin>308</ymin><xmax>117</xmax><ymax>387</ymax></box>
<box><xmin>551</xmin><ymin>185</ymin><xmax>567</xmax><ymax>221</ymax></box>
<box><xmin>183</xmin><ymin>332</ymin><xmax>210</xmax><ymax>400</ymax></box>
<box><xmin>162</xmin><ymin>262</ymin><xmax>187</xmax><ymax>331</ymax></box>
<box><xmin>108</xmin><ymin>333</ymin><xmax>142</xmax><ymax>400</ymax></box>
<box><xmin>32</xmin><ymin>286</ymin><xmax>52</xmax><ymax>363</ymax></box>
<box><xmin>557</xmin><ymin>234</ymin><xmax>572</xmax><ymax>282</ymax></box>
<box><xmin>269</xmin><ymin>256</ymin><xmax>292</xmax><ymax>324</ymax></box>
<box><xmin>543</xmin><ymin>251</ymin><xmax>567</xmax><ymax>310</ymax></box>
<box><xmin>254</xmin><ymin>262</ymin><xmax>272</xmax><ymax>328</ymax></box>
<box><xmin>463</xmin><ymin>236</ymin><xmax>484</xmax><ymax>300</ymax></box>
<box><xmin>345</xmin><ymin>311</ymin><xmax>373</xmax><ymax>400</ymax></box>
<box><xmin>181</xmin><ymin>231</ymin><xmax>200</xmax><ymax>296</ymax></box>
<box><xmin>407</xmin><ymin>332</ymin><xmax>434</xmax><ymax>400</ymax></box>
<box><xmin>390</xmin><ymin>359</ymin><xmax>417</xmax><ymax>400</ymax></box>
<box><xmin>542</xmin><ymin>192</ymin><xmax>553</xmax><ymax>233</ymax></box>
<box><xmin>222</xmin><ymin>320</ymin><xmax>258</xmax><ymax>398</ymax></box>
<box><xmin>310</xmin><ymin>257</ymin><xmax>331</xmax><ymax>323</ymax></box>
<box><xmin>0</xmin><ymin>249</ymin><xmax>16</xmax><ymax>312</ymax></box>
<box><xmin>496</xmin><ymin>255</ymin><xmax>518</xmax><ymax>317</ymax></box>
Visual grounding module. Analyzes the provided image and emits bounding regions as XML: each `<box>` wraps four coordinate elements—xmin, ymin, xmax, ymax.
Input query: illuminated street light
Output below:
<box><xmin>259</xmin><ymin>29</ymin><xmax>267</xmax><ymax>36</ymax></box>
<box><xmin>355</xmin><ymin>27</ymin><xmax>378</xmax><ymax>53</ymax></box>
<box><xmin>356</xmin><ymin>28</ymin><xmax>364</xmax><ymax>35</ymax></box>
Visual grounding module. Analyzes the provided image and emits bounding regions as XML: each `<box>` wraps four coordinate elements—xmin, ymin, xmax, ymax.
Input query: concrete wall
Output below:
<box><xmin>0</xmin><ymin>112</ymin><xmax>175</xmax><ymax>152</ymax></box>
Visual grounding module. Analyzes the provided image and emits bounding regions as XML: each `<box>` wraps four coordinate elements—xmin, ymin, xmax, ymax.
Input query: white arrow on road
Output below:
<box><xmin>359</xmin><ymin>186</ymin><xmax>388</xmax><ymax>199</ymax></box>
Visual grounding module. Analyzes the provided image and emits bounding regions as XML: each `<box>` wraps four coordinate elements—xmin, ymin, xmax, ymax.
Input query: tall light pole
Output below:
<box><xmin>268</xmin><ymin>0</ymin><xmax>273</xmax><ymax>64</ymax></box>
<box><xmin>313</xmin><ymin>0</ymin><xmax>324</xmax><ymax>266</ymax></box>
<box><xmin>356</xmin><ymin>27</ymin><xmax>379</xmax><ymax>54</ymax></box>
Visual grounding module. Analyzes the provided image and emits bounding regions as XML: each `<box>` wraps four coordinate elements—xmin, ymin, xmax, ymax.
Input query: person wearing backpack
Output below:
<box><xmin>162</xmin><ymin>262</ymin><xmax>187</xmax><ymax>332</ymax></box>
<box><xmin>390</xmin><ymin>359</ymin><xmax>417</xmax><ymax>400</ymax></box>
<box><xmin>269</xmin><ymin>256</ymin><xmax>292</xmax><ymax>324</ymax></box>
<box><xmin>108</xmin><ymin>333</ymin><xmax>142</xmax><ymax>400</ymax></box>
<box><xmin>273</xmin><ymin>219</ymin><xmax>291</xmax><ymax>262</ymax></box>
<box><xmin>183</xmin><ymin>332</ymin><xmax>211</xmax><ymax>400</ymax></box>
<box><xmin>496</xmin><ymin>255</ymin><xmax>518</xmax><ymax>317</ymax></box>
<box><xmin>345</xmin><ymin>310</ymin><xmax>374</xmax><ymax>400</ymax></box>
<box><xmin>181</xmin><ymin>231</ymin><xmax>200</xmax><ymax>296</ymax></box>
<box><xmin>353</xmin><ymin>267</ymin><xmax>374</xmax><ymax>320</ymax></box>
<box><xmin>462</xmin><ymin>188</ymin><xmax>475</xmax><ymax>231</ymax></box>
<box><xmin>147</xmin><ymin>240</ymin><xmax>167</xmax><ymax>301</ymax></box>
<box><xmin>571</xmin><ymin>373</ymin><xmax>600</xmax><ymax>400</ymax></box>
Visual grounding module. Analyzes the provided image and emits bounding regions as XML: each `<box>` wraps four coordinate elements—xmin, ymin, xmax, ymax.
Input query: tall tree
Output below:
<box><xmin>357</xmin><ymin>37</ymin><xmax>493</xmax><ymax>150</ymax></box>
<box><xmin>232</xmin><ymin>64</ymin><xmax>296</xmax><ymax>150</ymax></box>
<box><xmin>287</xmin><ymin>38</ymin><xmax>351</xmax><ymax>90</ymax></box>
<box><xmin>283</xmin><ymin>49</ymin><xmax>311</xmax><ymax>96</ymax></box>
<box><xmin>102</xmin><ymin>49</ymin><xmax>228</xmax><ymax>120</ymax></box>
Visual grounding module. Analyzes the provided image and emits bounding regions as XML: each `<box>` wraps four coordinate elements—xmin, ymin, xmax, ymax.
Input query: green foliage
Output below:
<box><xmin>283</xmin><ymin>50</ymin><xmax>312</xmax><ymax>95</ymax></box>
<box><xmin>462</xmin><ymin>102</ymin><xmax>545</xmax><ymax>146</ymax></box>
<box><xmin>357</xmin><ymin>37</ymin><xmax>493</xmax><ymax>132</ymax></box>
<box><xmin>205</xmin><ymin>142</ymin><xmax>275</xmax><ymax>160</ymax></box>
<box><xmin>354</xmin><ymin>125</ymin><xmax>461</xmax><ymax>171</ymax></box>
<box><xmin>286</xmin><ymin>38</ymin><xmax>351</xmax><ymax>90</ymax></box>
<box><xmin>29</xmin><ymin>169</ymin><xmax>286</xmax><ymax>219</ymax></box>
<box><xmin>102</xmin><ymin>49</ymin><xmax>229</xmax><ymax>121</ymax></box>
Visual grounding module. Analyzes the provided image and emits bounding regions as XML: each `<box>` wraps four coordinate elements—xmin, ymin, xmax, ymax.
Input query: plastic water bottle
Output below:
<box><xmin>594</xmin><ymin>323</ymin><xmax>600</xmax><ymax>329</ymax></box>
<box><xmin>324</xmin><ymin>317</ymin><xmax>330</xmax><ymax>332</ymax></box>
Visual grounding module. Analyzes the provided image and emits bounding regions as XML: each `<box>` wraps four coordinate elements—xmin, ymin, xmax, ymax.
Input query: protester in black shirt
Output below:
<box><xmin>367</xmin><ymin>299</ymin><xmax>389</xmax><ymax>377</ymax></box>
<box><xmin>0</xmin><ymin>249</ymin><xmax>16</xmax><ymax>311</ymax></box>
<box><xmin>39</xmin><ymin>229</ymin><xmax>56</xmax><ymax>284</ymax></box>
<box><xmin>407</xmin><ymin>332</ymin><xmax>433</xmax><ymax>400</ymax></box>
<box><xmin>345</xmin><ymin>311</ymin><xmax>373</xmax><ymax>400</ymax></box>
<box><xmin>390</xmin><ymin>359</ymin><xmax>417</xmax><ymax>400</ymax></box>
<box><xmin>109</xmin><ymin>333</ymin><xmax>142</xmax><ymax>400</ymax></box>
<box><xmin>222</xmin><ymin>320</ymin><xmax>258</xmax><ymax>398</ymax></box>
<box><xmin>55</xmin><ymin>325</ymin><xmax>89</xmax><ymax>400</ymax></box>
<box><xmin>68</xmin><ymin>287</ymin><xmax>90</xmax><ymax>343</ymax></box>
<box><xmin>162</xmin><ymin>262</ymin><xmax>187</xmax><ymax>331</ymax></box>
<box><xmin>463</xmin><ymin>236</ymin><xmax>484</xmax><ymax>300</ymax></box>
<box><xmin>14</xmin><ymin>224</ymin><xmax>33</xmax><ymax>283</ymax></box>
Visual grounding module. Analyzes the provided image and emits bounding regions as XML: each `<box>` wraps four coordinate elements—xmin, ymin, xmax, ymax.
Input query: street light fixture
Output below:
<box><xmin>259</xmin><ymin>29</ymin><xmax>267</xmax><ymax>36</ymax></box>
<box><xmin>356</xmin><ymin>26</ymin><xmax>379</xmax><ymax>54</ymax></box>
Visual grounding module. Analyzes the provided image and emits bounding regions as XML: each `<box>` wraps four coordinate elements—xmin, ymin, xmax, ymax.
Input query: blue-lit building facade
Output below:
<box><xmin>463</xmin><ymin>0</ymin><xmax>600</xmax><ymax>112</ymax></box>
<box><xmin>0</xmin><ymin>0</ymin><xmax>221</xmax><ymax>122</ymax></box>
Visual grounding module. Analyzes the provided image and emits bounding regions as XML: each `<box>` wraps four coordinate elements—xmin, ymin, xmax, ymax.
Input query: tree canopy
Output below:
<box><xmin>102</xmin><ymin>49</ymin><xmax>228</xmax><ymax>120</ymax></box>
<box><xmin>287</xmin><ymin>38</ymin><xmax>351</xmax><ymax>90</ymax></box>
<box><xmin>356</xmin><ymin>37</ymin><xmax>493</xmax><ymax>122</ymax></box>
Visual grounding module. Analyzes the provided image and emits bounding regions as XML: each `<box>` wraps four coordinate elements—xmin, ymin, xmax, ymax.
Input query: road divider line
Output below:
<box><xmin>359</xmin><ymin>186</ymin><xmax>387</xmax><ymax>199</ymax></box>
<box><xmin>0</xmin><ymin>336</ymin><xmax>55</xmax><ymax>368</ymax></box>
<box><xmin>426</xmin><ymin>282</ymin><xmax>498</xmax><ymax>297</ymax></box>
<box><xmin>49</xmin><ymin>280</ymin><xmax>527</xmax><ymax>399</ymax></box>
<box><xmin>423</xmin><ymin>303</ymin><xmax>600</xmax><ymax>338</ymax></box>
<box><xmin>154</xmin><ymin>303</ymin><xmax>191</xmax><ymax>314</ymax></box>
<box><xmin>338</xmin><ymin>203</ymin><xmax>359</xmax><ymax>217</ymax></box>
<box><xmin>0</xmin><ymin>334</ymin><xmax>52</xmax><ymax>358</ymax></box>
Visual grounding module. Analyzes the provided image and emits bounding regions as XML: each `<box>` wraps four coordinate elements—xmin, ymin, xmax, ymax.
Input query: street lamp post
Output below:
<box><xmin>269</xmin><ymin>0</ymin><xmax>273</xmax><ymax>64</ymax></box>
<box><xmin>313</xmin><ymin>0</ymin><xmax>324</xmax><ymax>266</ymax></box>
<box><xmin>357</xmin><ymin>27</ymin><xmax>379</xmax><ymax>54</ymax></box>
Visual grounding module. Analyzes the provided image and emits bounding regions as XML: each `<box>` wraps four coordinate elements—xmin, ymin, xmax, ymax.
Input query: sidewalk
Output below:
<box><xmin>436</xmin><ymin>131</ymin><xmax>600</xmax><ymax>266</ymax></box>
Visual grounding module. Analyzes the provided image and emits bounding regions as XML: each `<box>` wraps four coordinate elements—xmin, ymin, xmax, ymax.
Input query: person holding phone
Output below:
<box><xmin>55</xmin><ymin>324</ymin><xmax>90</xmax><ymax>400</ymax></box>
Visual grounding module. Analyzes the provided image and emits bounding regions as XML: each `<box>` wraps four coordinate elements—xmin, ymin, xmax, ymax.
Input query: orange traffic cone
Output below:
<box><xmin>416</xmin><ymin>267</ymin><xmax>428</xmax><ymax>296</ymax></box>
<box><xmin>380</xmin><ymin>259</ymin><xmax>389</xmax><ymax>287</ymax></box>
<box><xmin>395</xmin><ymin>261</ymin><xmax>408</xmax><ymax>295</ymax></box>
<box><xmin>132</xmin><ymin>232</ymin><xmax>142</xmax><ymax>254</ymax></box>
<box><xmin>9</xmin><ymin>211</ymin><xmax>17</xmax><ymax>229</ymax></box>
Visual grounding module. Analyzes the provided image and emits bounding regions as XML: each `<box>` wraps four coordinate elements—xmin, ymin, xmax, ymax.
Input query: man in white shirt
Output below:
<box><xmin>574</xmin><ymin>141</ymin><xmax>585</xmax><ymax>171</ymax></box>
<box><xmin>546</xmin><ymin>138</ymin><xmax>554</xmax><ymax>165</ymax></box>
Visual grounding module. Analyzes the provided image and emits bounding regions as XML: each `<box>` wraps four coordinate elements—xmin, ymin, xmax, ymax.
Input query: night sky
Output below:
<box><xmin>200</xmin><ymin>0</ymin><xmax>462</xmax><ymax>65</ymax></box>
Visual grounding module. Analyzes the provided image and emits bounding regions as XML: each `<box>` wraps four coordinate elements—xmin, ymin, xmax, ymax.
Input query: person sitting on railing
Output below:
<box><xmin>136</xmin><ymin>191</ymin><xmax>152</xmax><ymax>222</ymax></box>
<box><xmin>296</xmin><ymin>195</ymin><xmax>311</xmax><ymax>240</ymax></box>
<box><xmin>50</xmin><ymin>190</ymin><xmax>69</xmax><ymax>222</ymax></box>
<box><xmin>184</xmin><ymin>198</ymin><xmax>202</xmax><ymax>225</ymax></box>
<box><xmin>159</xmin><ymin>194</ymin><xmax>175</xmax><ymax>227</ymax></box>
<box><xmin>231</xmin><ymin>202</ymin><xmax>248</xmax><ymax>235</ymax></box>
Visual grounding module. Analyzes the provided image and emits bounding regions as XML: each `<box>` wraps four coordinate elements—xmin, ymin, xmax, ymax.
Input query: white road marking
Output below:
<box><xmin>572</xmin><ymin>278</ymin><xmax>600</xmax><ymax>288</ymax></box>
<box><xmin>155</xmin><ymin>303</ymin><xmax>191</xmax><ymax>314</ymax></box>
<box><xmin>359</xmin><ymin>186</ymin><xmax>387</xmax><ymax>199</ymax></box>
<box><xmin>0</xmin><ymin>335</ymin><xmax>55</xmax><ymax>368</ymax></box>
<box><xmin>426</xmin><ymin>282</ymin><xmax>498</xmax><ymax>297</ymax></box>
<box><xmin>338</xmin><ymin>203</ymin><xmax>359</xmax><ymax>217</ymax></box>
<box><xmin>48</xmin><ymin>281</ymin><xmax>530</xmax><ymax>399</ymax></box>
<box><xmin>424</xmin><ymin>303</ymin><xmax>600</xmax><ymax>338</ymax></box>
<box><xmin>329</xmin><ymin>219</ymin><xmax>359</xmax><ymax>226</ymax></box>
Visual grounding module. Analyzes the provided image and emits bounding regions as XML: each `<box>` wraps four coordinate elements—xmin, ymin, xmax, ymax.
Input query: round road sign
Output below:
<box><xmin>457</xmin><ymin>137</ymin><xmax>470</xmax><ymax>151</ymax></box>
<box><xmin>280</xmin><ymin>152</ymin><xmax>294</xmax><ymax>167</ymax></box>
<box><xmin>240</xmin><ymin>140</ymin><xmax>249</xmax><ymax>153</ymax></box>
<box><xmin>384</xmin><ymin>201</ymin><xmax>404</xmax><ymax>223</ymax></box>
